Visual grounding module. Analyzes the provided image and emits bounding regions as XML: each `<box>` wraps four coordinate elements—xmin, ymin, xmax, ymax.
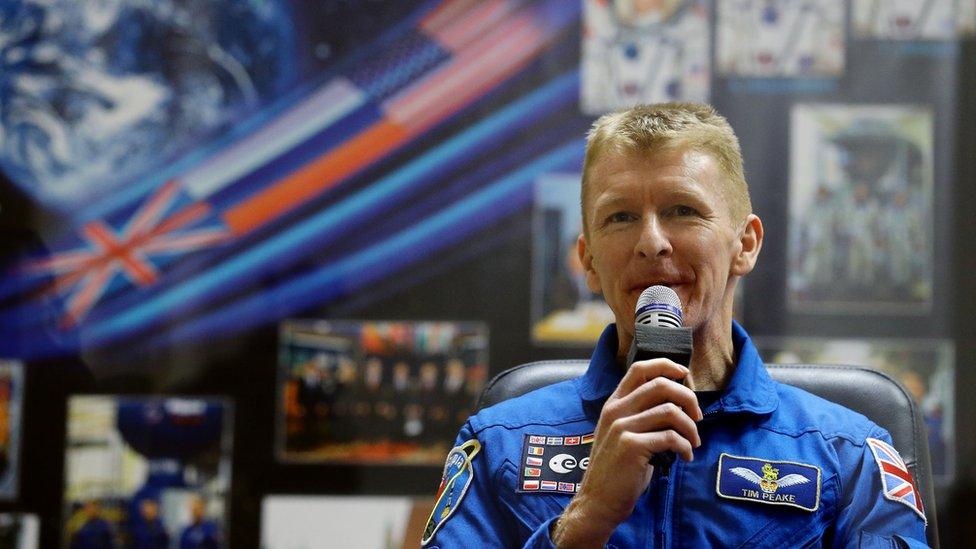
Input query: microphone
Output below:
<box><xmin>627</xmin><ymin>286</ymin><xmax>693</xmax><ymax>470</ymax></box>
<box><xmin>626</xmin><ymin>286</ymin><xmax>693</xmax><ymax>368</ymax></box>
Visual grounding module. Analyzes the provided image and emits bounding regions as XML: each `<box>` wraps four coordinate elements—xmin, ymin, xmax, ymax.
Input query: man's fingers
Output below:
<box><xmin>605</xmin><ymin>376</ymin><xmax>702</xmax><ymax>423</ymax></box>
<box><xmin>612</xmin><ymin>358</ymin><xmax>689</xmax><ymax>399</ymax></box>
<box><xmin>621</xmin><ymin>429</ymin><xmax>696</xmax><ymax>463</ymax></box>
<box><xmin>612</xmin><ymin>403</ymin><xmax>701</xmax><ymax>448</ymax></box>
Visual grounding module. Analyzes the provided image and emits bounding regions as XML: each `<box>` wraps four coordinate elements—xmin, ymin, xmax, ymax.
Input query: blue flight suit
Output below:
<box><xmin>424</xmin><ymin>323</ymin><xmax>928</xmax><ymax>548</ymax></box>
<box><xmin>179</xmin><ymin>520</ymin><xmax>221</xmax><ymax>549</ymax></box>
<box><xmin>129</xmin><ymin>518</ymin><xmax>169</xmax><ymax>549</ymax></box>
<box><xmin>70</xmin><ymin>518</ymin><xmax>116</xmax><ymax>549</ymax></box>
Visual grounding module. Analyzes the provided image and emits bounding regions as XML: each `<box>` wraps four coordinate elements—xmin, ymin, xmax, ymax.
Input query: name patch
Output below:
<box><xmin>517</xmin><ymin>433</ymin><xmax>593</xmax><ymax>494</ymax></box>
<box><xmin>716</xmin><ymin>453</ymin><xmax>821</xmax><ymax>512</ymax></box>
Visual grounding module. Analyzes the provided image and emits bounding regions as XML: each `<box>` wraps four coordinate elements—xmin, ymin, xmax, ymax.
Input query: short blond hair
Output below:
<box><xmin>581</xmin><ymin>103</ymin><xmax>751</xmax><ymax>234</ymax></box>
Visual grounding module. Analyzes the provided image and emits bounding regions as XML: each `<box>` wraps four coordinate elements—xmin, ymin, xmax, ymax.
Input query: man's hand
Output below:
<box><xmin>552</xmin><ymin>359</ymin><xmax>703</xmax><ymax>547</ymax></box>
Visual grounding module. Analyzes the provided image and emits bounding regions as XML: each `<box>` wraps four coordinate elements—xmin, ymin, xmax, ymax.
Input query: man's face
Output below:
<box><xmin>579</xmin><ymin>147</ymin><xmax>749</xmax><ymax>343</ymax></box>
<box><xmin>140</xmin><ymin>499</ymin><xmax>159</xmax><ymax>521</ymax></box>
<box><xmin>189</xmin><ymin>497</ymin><xmax>206</xmax><ymax>521</ymax></box>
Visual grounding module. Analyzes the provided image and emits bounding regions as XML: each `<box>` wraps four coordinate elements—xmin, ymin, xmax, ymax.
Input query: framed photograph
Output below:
<box><xmin>716</xmin><ymin>0</ymin><xmax>844</xmax><ymax>78</ymax></box>
<box><xmin>276</xmin><ymin>320</ymin><xmax>488</xmax><ymax>464</ymax></box>
<box><xmin>531</xmin><ymin>173</ymin><xmax>613</xmax><ymax>346</ymax></box>
<box><xmin>581</xmin><ymin>0</ymin><xmax>710</xmax><ymax>114</ymax></box>
<box><xmin>788</xmin><ymin>104</ymin><xmax>933</xmax><ymax>314</ymax></box>
<box><xmin>0</xmin><ymin>360</ymin><xmax>23</xmax><ymax>501</ymax></box>
<box><xmin>261</xmin><ymin>495</ymin><xmax>434</xmax><ymax>549</ymax></box>
<box><xmin>852</xmin><ymin>0</ymin><xmax>962</xmax><ymax>40</ymax></box>
<box><xmin>755</xmin><ymin>336</ymin><xmax>954</xmax><ymax>480</ymax></box>
<box><xmin>63</xmin><ymin>396</ymin><xmax>233</xmax><ymax>548</ymax></box>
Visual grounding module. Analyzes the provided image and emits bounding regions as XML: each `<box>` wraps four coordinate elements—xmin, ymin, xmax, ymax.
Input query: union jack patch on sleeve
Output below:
<box><xmin>866</xmin><ymin>437</ymin><xmax>926</xmax><ymax>524</ymax></box>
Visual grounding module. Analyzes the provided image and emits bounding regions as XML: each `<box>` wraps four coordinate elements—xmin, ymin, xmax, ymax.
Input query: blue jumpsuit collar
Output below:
<box><xmin>577</xmin><ymin>321</ymin><xmax>779</xmax><ymax>416</ymax></box>
<box><xmin>577</xmin><ymin>323</ymin><xmax>622</xmax><ymax>401</ymax></box>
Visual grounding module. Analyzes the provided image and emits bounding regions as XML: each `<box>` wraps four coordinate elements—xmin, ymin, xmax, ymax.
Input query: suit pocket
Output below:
<box><xmin>735</xmin><ymin>474</ymin><xmax>839</xmax><ymax>548</ymax></box>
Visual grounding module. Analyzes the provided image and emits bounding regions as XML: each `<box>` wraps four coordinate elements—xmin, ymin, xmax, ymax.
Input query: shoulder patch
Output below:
<box><xmin>716</xmin><ymin>453</ymin><xmax>821</xmax><ymax>512</ymax></box>
<box><xmin>422</xmin><ymin>439</ymin><xmax>481</xmax><ymax>546</ymax></box>
<box><xmin>518</xmin><ymin>433</ymin><xmax>593</xmax><ymax>495</ymax></box>
<box><xmin>866</xmin><ymin>437</ymin><xmax>926</xmax><ymax>524</ymax></box>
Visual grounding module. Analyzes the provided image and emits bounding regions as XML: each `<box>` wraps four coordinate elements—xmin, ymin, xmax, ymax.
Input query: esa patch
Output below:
<box><xmin>517</xmin><ymin>433</ymin><xmax>593</xmax><ymax>494</ymax></box>
<box><xmin>716</xmin><ymin>453</ymin><xmax>821</xmax><ymax>512</ymax></box>
<box><xmin>866</xmin><ymin>437</ymin><xmax>926</xmax><ymax>523</ymax></box>
<box><xmin>422</xmin><ymin>439</ymin><xmax>481</xmax><ymax>546</ymax></box>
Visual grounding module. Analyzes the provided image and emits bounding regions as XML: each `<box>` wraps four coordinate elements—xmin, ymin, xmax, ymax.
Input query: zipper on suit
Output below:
<box><xmin>654</xmin><ymin>459</ymin><xmax>677</xmax><ymax>549</ymax></box>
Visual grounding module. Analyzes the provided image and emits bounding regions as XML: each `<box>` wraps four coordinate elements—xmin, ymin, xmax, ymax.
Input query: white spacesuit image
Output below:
<box><xmin>716</xmin><ymin>0</ymin><xmax>845</xmax><ymax>77</ymax></box>
<box><xmin>581</xmin><ymin>0</ymin><xmax>709</xmax><ymax>114</ymax></box>
<box><xmin>789</xmin><ymin>106</ymin><xmax>932</xmax><ymax>312</ymax></box>
<box><xmin>852</xmin><ymin>0</ymin><xmax>965</xmax><ymax>40</ymax></box>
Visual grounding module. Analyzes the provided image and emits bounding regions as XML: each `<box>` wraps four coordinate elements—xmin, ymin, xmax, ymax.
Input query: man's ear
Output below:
<box><xmin>577</xmin><ymin>233</ymin><xmax>603</xmax><ymax>294</ymax></box>
<box><xmin>731</xmin><ymin>214</ymin><xmax>763</xmax><ymax>276</ymax></box>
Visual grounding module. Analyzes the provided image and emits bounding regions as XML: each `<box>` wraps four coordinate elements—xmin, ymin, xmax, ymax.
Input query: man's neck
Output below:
<box><xmin>686</xmin><ymin>320</ymin><xmax>735</xmax><ymax>391</ymax></box>
<box><xmin>614</xmin><ymin>316</ymin><xmax>736</xmax><ymax>391</ymax></box>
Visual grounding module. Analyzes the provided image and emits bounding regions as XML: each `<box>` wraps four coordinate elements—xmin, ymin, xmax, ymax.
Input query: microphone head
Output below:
<box><xmin>635</xmin><ymin>285</ymin><xmax>683</xmax><ymax>328</ymax></box>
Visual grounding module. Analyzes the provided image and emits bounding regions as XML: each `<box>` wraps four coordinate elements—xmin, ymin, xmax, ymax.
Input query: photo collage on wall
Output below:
<box><xmin>277</xmin><ymin>320</ymin><xmax>488</xmax><ymax>465</ymax></box>
<box><xmin>789</xmin><ymin>104</ymin><xmax>933</xmax><ymax>314</ymax></box>
<box><xmin>261</xmin><ymin>496</ymin><xmax>435</xmax><ymax>549</ymax></box>
<box><xmin>755</xmin><ymin>337</ymin><xmax>955</xmax><ymax>481</ymax></box>
<box><xmin>0</xmin><ymin>360</ymin><xmax>23</xmax><ymax>501</ymax></box>
<box><xmin>63</xmin><ymin>396</ymin><xmax>233</xmax><ymax>548</ymax></box>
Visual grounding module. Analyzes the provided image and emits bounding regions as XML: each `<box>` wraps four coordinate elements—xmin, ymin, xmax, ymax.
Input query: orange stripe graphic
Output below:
<box><xmin>225</xmin><ymin>120</ymin><xmax>410</xmax><ymax>234</ymax></box>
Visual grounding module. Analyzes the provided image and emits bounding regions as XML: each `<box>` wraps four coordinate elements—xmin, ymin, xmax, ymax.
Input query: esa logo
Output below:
<box><xmin>548</xmin><ymin>454</ymin><xmax>589</xmax><ymax>474</ymax></box>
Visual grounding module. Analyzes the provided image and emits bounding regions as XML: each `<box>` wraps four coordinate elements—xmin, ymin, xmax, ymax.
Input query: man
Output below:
<box><xmin>178</xmin><ymin>495</ymin><xmax>222</xmax><ymax>549</ymax></box>
<box><xmin>422</xmin><ymin>103</ymin><xmax>928</xmax><ymax>547</ymax></box>
<box><xmin>70</xmin><ymin>499</ymin><xmax>117</xmax><ymax>549</ymax></box>
<box><xmin>128</xmin><ymin>498</ymin><xmax>169</xmax><ymax>549</ymax></box>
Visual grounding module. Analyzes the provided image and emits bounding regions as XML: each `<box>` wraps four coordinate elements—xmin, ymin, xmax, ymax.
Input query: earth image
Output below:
<box><xmin>0</xmin><ymin>0</ymin><xmax>297</xmax><ymax>209</ymax></box>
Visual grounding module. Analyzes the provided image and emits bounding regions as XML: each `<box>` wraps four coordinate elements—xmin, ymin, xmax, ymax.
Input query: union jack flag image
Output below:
<box><xmin>866</xmin><ymin>437</ymin><xmax>926</xmax><ymax>523</ymax></box>
<box><xmin>22</xmin><ymin>181</ymin><xmax>229</xmax><ymax>328</ymax></box>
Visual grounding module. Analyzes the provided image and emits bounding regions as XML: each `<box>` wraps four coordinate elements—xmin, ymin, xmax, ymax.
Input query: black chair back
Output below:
<box><xmin>477</xmin><ymin>360</ymin><xmax>938</xmax><ymax>547</ymax></box>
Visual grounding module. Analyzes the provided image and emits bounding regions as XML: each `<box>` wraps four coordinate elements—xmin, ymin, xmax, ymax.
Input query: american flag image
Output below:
<box><xmin>866</xmin><ymin>437</ymin><xmax>926</xmax><ymax>523</ymax></box>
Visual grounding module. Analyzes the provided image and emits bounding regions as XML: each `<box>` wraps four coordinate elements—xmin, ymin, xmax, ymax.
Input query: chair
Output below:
<box><xmin>477</xmin><ymin>360</ymin><xmax>939</xmax><ymax>547</ymax></box>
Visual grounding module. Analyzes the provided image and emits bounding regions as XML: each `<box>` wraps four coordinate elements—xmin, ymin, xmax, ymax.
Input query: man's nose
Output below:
<box><xmin>635</xmin><ymin>216</ymin><xmax>672</xmax><ymax>258</ymax></box>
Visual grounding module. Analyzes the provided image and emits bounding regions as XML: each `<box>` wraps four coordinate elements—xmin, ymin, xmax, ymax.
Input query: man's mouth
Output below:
<box><xmin>630</xmin><ymin>281</ymin><xmax>684</xmax><ymax>293</ymax></box>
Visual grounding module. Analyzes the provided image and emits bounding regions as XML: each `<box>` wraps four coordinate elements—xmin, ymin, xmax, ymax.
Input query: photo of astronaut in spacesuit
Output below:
<box><xmin>716</xmin><ymin>0</ymin><xmax>845</xmax><ymax>78</ymax></box>
<box><xmin>788</xmin><ymin>104</ymin><xmax>933</xmax><ymax>313</ymax></box>
<box><xmin>581</xmin><ymin>0</ymin><xmax>710</xmax><ymax>115</ymax></box>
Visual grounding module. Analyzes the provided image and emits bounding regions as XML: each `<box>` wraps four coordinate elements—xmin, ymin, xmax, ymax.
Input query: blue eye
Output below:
<box><xmin>671</xmin><ymin>205</ymin><xmax>698</xmax><ymax>217</ymax></box>
<box><xmin>607</xmin><ymin>212</ymin><xmax>636</xmax><ymax>223</ymax></box>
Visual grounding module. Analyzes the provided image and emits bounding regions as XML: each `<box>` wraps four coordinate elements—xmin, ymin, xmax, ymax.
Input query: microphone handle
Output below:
<box><xmin>626</xmin><ymin>324</ymin><xmax>693</xmax><ymax>368</ymax></box>
<box><xmin>626</xmin><ymin>324</ymin><xmax>694</xmax><ymax>471</ymax></box>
